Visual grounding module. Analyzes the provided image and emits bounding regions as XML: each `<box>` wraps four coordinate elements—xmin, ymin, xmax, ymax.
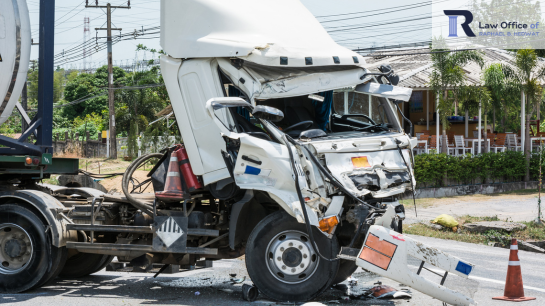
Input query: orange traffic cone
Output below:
<box><xmin>155</xmin><ymin>150</ymin><xmax>185</xmax><ymax>201</ymax></box>
<box><xmin>492</xmin><ymin>239</ymin><xmax>536</xmax><ymax>302</ymax></box>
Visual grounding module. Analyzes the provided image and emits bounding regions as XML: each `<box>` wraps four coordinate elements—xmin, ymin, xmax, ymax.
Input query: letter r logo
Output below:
<box><xmin>444</xmin><ymin>10</ymin><xmax>476</xmax><ymax>37</ymax></box>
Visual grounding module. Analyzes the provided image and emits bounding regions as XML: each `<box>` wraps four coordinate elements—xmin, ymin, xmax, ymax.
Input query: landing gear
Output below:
<box><xmin>0</xmin><ymin>204</ymin><xmax>67</xmax><ymax>293</ymax></box>
<box><xmin>246</xmin><ymin>211</ymin><xmax>339</xmax><ymax>302</ymax></box>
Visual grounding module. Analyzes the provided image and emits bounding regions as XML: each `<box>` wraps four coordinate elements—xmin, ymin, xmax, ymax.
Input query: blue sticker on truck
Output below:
<box><xmin>244</xmin><ymin>166</ymin><xmax>261</xmax><ymax>175</ymax></box>
<box><xmin>455</xmin><ymin>261</ymin><xmax>473</xmax><ymax>275</ymax></box>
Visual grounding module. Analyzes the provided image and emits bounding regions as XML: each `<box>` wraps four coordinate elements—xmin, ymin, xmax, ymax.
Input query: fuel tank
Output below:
<box><xmin>0</xmin><ymin>0</ymin><xmax>31</xmax><ymax>125</ymax></box>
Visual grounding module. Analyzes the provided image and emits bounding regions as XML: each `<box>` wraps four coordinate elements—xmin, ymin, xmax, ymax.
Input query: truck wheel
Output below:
<box><xmin>0</xmin><ymin>204</ymin><xmax>58</xmax><ymax>293</ymax></box>
<box><xmin>246</xmin><ymin>211</ymin><xmax>339</xmax><ymax>302</ymax></box>
<box><xmin>60</xmin><ymin>252</ymin><xmax>112</xmax><ymax>278</ymax></box>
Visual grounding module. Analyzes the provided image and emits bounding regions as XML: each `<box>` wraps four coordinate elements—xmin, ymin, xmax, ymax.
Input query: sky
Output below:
<box><xmin>28</xmin><ymin>0</ymin><xmax>434</xmax><ymax>70</ymax></box>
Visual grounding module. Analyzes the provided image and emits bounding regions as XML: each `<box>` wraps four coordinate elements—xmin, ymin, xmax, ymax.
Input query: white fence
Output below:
<box><xmin>116</xmin><ymin>135</ymin><xmax>181</xmax><ymax>157</ymax></box>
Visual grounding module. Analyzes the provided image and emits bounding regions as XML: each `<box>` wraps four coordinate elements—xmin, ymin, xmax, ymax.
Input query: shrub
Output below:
<box><xmin>414</xmin><ymin>150</ymin><xmax>534</xmax><ymax>188</ymax></box>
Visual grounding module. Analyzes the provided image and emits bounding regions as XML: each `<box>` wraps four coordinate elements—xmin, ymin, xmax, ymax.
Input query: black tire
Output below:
<box><xmin>246</xmin><ymin>211</ymin><xmax>340</xmax><ymax>302</ymax></box>
<box><xmin>59</xmin><ymin>252</ymin><xmax>112</xmax><ymax>278</ymax></box>
<box><xmin>332</xmin><ymin>259</ymin><xmax>358</xmax><ymax>284</ymax></box>
<box><xmin>0</xmin><ymin>204</ymin><xmax>58</xmax><ymax>293</ymax></box>
<box><xmin>92</xmin><ymin>255</ymin><xmax>114</xmax><ymax>273</ymax></box>
<box><xmin>34</xmin><ymin>246</ymin><xmax>68</xmax><ymax>288</ymax></box>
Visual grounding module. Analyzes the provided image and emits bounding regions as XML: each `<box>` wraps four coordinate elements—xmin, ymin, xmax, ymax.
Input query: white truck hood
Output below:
<box><xmin>161</xmin><ymin>0</ymin><xmax>365</xmax><ymax>68</ymax></box>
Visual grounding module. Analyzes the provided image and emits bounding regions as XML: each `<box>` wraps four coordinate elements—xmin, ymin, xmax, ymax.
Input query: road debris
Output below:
<box><xmin>230</xmin><ymin>276</ymin><xmax>246</xmax><ymax>284</ymax></box>
<box><xmin>241</xmin><ymin>284</ymin><xmax>259</xmax><ymax>302</ymax></box>
<box><xmin>194</xmin><ymin>291</ymin><xmax>200</xmax><ymax>296</ymax></box>
<box><xmin>348</xmin><ymin>276</ymin><xmax>358</xmax><ymax>286</ymax></box>
<box><xmin>432</xmin><ymin>214</ymin><xmax>459</xmax><ymax>231</ymax></box>
<box><xmin>369</xmin><ymin>283</ymin><xmax>412</xmax><ymax>299</ymax></box>
<box><xmin>220</xmin><ymin>289</ymin><xmax>234</xmax><ymax>294</ymax></box>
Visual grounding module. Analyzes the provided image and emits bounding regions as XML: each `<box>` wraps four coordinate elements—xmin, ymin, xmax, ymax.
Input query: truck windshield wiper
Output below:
<box><xmin>354</xmin><ymin>123</ymin><xmax>390</xmax><ymax>132</ymax></box>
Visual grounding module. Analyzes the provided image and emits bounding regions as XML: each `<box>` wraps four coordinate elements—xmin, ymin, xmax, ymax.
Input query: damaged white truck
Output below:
<box><xmin>0</xmin><ymin>0</ymin><xmax>475</xmax><ymax>305</ymax></box>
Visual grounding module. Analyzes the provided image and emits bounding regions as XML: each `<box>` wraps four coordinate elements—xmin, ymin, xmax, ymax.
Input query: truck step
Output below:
<box><xmin>105</xmin><ymin>260</ymin><xmax>213</xmax><ymax>274</ymax></box>
<box><xmin>66</xmin><ymin>224</ymin><xmax>220</xmax><ymax>236</ymax></box>
<box><xmin>66</xmin><ymin>242</ymin><xmax>218</xmax><ymax>255</ymax></box>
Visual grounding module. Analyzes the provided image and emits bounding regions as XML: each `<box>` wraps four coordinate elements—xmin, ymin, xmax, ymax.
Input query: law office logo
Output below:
<box><xmin>444</xmin><ymin>10</ymin><xmax>476</xmax><ymax>37</ymax></box>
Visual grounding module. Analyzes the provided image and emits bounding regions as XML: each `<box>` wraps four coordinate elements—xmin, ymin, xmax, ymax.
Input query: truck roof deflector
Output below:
<box><xmin>354</xmin><ymin>83</ymin><xmax>413</xmax><ymax>102</ymax></box>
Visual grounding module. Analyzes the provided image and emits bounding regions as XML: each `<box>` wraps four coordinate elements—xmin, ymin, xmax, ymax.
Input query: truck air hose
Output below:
<box><xmin>122</xmin><ymin>153</ymin><xmax>164</xmax><ymax>216</ymax></box>
<box><xmin>283</xmin><ymin>134</ymin><xmax>339</xmax><ymax>262</ymax></box>
<box><xmin>284</xmin><ymin>135</ymin><xmax>377</xmax><ymax>211</ymax></box>
<box><xmin>283</xmin><ymin>135</ymin><xmax>384</xmax><ymax>262</ymax></box>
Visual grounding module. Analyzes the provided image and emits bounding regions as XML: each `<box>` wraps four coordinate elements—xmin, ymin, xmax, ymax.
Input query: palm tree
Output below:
<box><xmin>500</xmin><ymin>49</ymin><xmax>545</xmax><ymax>181</ymax></box>
<box><xmin>429</xmin><ymin>37</ymin><xmax>484</xmax><ymax>153</ymax></box>
<box><xmin>455</xmin><ymin>85</ymin><xmax>491</xmax><ymax>151</ymax></box>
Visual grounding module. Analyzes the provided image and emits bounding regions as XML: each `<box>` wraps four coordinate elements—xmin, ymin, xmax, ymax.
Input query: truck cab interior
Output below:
<box><xmin>219</xmin><ymin>70</ymin><xmax>397</xmax><ymax>142</ymax></box>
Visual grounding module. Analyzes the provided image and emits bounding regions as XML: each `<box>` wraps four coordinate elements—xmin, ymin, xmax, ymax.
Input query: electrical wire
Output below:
<box><xmin>394</xmin><ymin>139</ymin><xmax>418</xmax><ymax>217</ymax></box>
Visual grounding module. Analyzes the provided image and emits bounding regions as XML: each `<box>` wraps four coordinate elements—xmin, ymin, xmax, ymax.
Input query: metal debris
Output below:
<box><xmin>230</xmin><ymin>276</ymin><xmax>246</xmax><ymax>284</ymax></box>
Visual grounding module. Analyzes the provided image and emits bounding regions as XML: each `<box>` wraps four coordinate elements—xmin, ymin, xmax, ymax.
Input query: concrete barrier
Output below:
<box><xmin>401</xmin><ymin>181</ymin><xmax>539</xmax><ymax>199</ymax></box>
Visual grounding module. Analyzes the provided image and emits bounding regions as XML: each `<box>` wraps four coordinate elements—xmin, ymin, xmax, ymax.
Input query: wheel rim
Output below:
<box><xmin>0</xmin><ymin>223</ymin><xmax>33</xmax><ymax>274</ymax></box>
<box><xmin>265</xmin><ymin>230</ymin><xmax>319</xmax><ymax>284</ymax></box>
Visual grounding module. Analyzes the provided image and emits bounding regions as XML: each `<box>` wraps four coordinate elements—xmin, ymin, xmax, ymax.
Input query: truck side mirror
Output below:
<box><xmin>252</xmin><ymin>105</ymin><xmax>284</xmax><ymax>122</ymax></box>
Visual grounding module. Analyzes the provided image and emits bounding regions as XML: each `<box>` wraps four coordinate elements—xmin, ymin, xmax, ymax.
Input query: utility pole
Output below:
<box><xmin>86</xmin><ymin>0</ymin><xmax>130</xmax><ymax>159</ymax></box>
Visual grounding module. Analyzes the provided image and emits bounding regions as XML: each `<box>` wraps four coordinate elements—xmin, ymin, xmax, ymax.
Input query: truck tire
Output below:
<box><xmin>332</xmin><ymin>260</ymin><xmax>358</xmax><ymax>284</ymax></box>
<box><xmin>246</xmin><ymin>211</ymin><xmax>339</xmax><ymax>302</ymax></box>
<box><xmin>0</xmin><ymin>204</ymin><xmax>60</xmax><ymax>293</ymax></box>
<box><xmin>92</xmin><ymin>255</ymin><xmax>114</xmax><ymax>273</ymax></box>
<box><xmin>59</xmin><ymin>252</ymin><xmax>112</xmax><ymax>278</ymax></box>
<box><xmin>33</xmin><ymin>246</ymin><xmax>68</xmax><ymax>288</ymax></box>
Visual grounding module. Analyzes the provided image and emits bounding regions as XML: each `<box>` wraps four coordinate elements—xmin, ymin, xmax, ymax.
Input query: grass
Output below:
<box><xmin>403</xmin><ymin>215</ymin><xmax>545</xmax><ymax>246</ymax></box>
<box><xmin>399</xmin><ymin>198</ymin><xmax>438</xmax><ymax>209</ymax></box>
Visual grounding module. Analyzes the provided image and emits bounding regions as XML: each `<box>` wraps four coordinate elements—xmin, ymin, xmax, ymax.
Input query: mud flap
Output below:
<box><xmin>355</xmin><ymin>225</ymin><xmax>475</xmax><ymax>306</ymax></box>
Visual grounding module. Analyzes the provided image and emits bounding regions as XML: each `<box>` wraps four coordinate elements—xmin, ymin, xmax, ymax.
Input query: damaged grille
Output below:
<box><xmin>349</xmin><ymin>171</ymin><xmax>410</xmax><ymax>191</ymax></box>
<box><xmin>349</xmin><ymin>173</ymin><xmax>380</xmax><ymax>191</ymax></box>
<box><xmin>384</xmin><ymin>171</ymin><xmax>410</xmax><ymax>188</ymax></box>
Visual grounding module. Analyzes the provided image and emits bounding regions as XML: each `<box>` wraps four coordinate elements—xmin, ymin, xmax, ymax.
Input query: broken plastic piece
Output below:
<box><xmin>195</xmin><ymin>291</ymin><xmax>200</xmax><ymax>296</ymax></box>
<box><xmin>370</xmin><ymin>284</ymin><xmax>412</xmax><ymax>299</ymax></box>
<box><xmin>318</xmin><ymin>216</ymin><xmax>339</xmax><ymax>234</ymax></box>
<box><xmin>355</xmin><ymin>225</ymin><xmax>475</xmax><ymax>306</ymax></box>
<box><xmin>230</xmin><ymin>276</ymin><xmax>246</xmax><ymax>284</ymax></box>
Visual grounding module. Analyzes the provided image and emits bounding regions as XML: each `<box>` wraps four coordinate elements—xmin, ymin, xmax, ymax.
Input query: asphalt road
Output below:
<box><xmin>2</xmin><ymin>235</ymin><xmax>544</xmax><ymax>306</ymax></box>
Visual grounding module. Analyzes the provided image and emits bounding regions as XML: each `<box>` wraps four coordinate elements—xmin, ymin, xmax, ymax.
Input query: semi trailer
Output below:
<box><xmin>0</xmin><ymin>0</ymin><xmax>477</xmax><ymax>304</ymax></box>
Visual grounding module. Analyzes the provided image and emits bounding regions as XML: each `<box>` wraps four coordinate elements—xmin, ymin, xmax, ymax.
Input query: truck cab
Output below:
<box><xmin>159</xmin><ymin>0</ymin><xmax>415</xmax><ymax>300</ymax></box>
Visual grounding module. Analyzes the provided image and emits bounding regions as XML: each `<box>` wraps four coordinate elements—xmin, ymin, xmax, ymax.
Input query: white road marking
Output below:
<box><xmin>468</xmin><ymin>275</ymin><xmax>545</xmax><ymax>293</ymax></box>
<box><xmin>409</xmin><ymin>265</ymin><xmax>545</xmax><ymax>293</ymax></box>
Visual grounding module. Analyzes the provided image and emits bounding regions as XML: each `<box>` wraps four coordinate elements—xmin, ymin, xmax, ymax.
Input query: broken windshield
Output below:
<box><xmin>331</xmin><ymin>90</ymin><xmax>401</xmax><ymax>133</ymax></box>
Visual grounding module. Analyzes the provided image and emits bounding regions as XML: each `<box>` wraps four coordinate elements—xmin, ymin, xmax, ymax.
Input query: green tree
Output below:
<box><xmin>429</xmin><ymin>37</ymin><xmax>484</xmax><ymax>153</ymax></box>
<box><xmin>500</xmin><ymin>49</ymin><xmax>545</xmax><ymax>181</ymax></box>
<box><xmin>61</xmin><ymin>65</ymin><xmax>126</xmax><ymax>122</ymax></box>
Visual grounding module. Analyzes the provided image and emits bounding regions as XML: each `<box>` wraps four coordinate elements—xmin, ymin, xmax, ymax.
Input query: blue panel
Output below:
<box><xmin>244</xmin><ymin>166</ymin><xmax>261</xmax><ymax>175</ymax></box>
<box><xmin>455</xmin><ymin>261</ymin><xmax>472</xmax><ymax>275</ymax></box>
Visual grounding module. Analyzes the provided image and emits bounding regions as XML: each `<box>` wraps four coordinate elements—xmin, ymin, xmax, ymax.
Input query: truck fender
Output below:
<box><xmin>0</xmin><ymin>190</ymin><xmax>75</xmax><ymax>247</ymax></box>
<box><xmin>228</xmin><ymin>190</ymin><xmax>267</xmax><ymax>250</ymax></box>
